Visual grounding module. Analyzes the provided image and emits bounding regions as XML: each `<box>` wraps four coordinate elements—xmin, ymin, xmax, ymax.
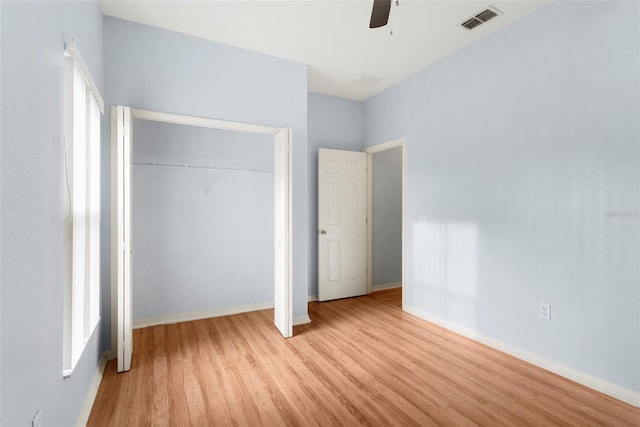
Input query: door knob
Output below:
<box><xmin>320</xmin><ymin>230</ymin><xmax>327</xmax><ymax>235</ymax></box>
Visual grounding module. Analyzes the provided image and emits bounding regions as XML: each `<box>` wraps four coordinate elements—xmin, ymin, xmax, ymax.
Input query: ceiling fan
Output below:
<box><xmin>369</xmin><ymin>0</ymin><xmax>396</xmax><ymax>29</ymax></box>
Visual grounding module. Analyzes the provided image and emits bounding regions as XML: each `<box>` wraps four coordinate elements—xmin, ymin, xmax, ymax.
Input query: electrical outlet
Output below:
<box><xmin>539</xmin><ymin>303</ymin><xmax>551</xmax><ymax>320</ymax></box>
<box><xmin>32</xmin><ymin>409</ymin><xmax>42</xmax><ymax>427</ymax></box>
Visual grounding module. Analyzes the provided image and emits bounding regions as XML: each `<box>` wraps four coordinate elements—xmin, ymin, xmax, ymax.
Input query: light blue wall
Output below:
<box><xmin>103</xmin><ymin>16</ymin><xmax>309</xmax><ymax>339</ymax></box>
<box><xmin>372</xmin><ymin>147</ymin><xmax>402</xmax><ymax>286</ymax></box>
<box><xmin>364</xmin><ymin>1</ymin><xmax>639</xmax><ymax>392</ymax></box>
<box><xmin>0</xmin><ymin>1</ymin><xmax>105</xmax><ymax>425</ymax></box>
<box><xmin>308</xmin><ymin>92</ymin><xmax>363</xmax><ymax>297</ymax></box>
<box><xmin>132</xmin><ymin>120</ymin><xmax>274</xmax><ymax>319</ymax></box>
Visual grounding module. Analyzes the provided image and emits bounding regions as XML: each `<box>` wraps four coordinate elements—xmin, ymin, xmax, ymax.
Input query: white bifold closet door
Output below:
<box><xmin>273</xmin><ymin>129</ymin><xmax>292</xmax><ymax>338</ymax></box>
<box><xmin>111</xmin><ymin>105</ymin><xmax>133</xmax><ymax>372</ymax></box>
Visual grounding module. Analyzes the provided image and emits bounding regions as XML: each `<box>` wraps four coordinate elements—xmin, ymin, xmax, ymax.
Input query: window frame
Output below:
<box><xmin>63</xmin><ymin>41</ymin><xmax>104</xmax><ymax>377</ymax></box>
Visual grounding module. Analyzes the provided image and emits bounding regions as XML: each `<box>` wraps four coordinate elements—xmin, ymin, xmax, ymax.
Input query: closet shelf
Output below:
<box><xmin>133</xmin><ymin>161</ymin><xmax>274</xmax><ymax>174</ymax></box>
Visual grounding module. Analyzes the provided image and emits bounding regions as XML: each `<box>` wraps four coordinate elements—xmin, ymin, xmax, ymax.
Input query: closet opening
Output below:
<box><xmin>132</xmin><ymin>120</ymin><xmax>275</xmax><ymax>325</ymax></box>
<box><xmin>111</xmin><ymin>107</ymin><xmax>292</xmax><ymax>372</ymax></box>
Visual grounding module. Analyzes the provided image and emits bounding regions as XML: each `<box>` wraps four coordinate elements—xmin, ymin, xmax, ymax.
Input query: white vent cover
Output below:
<box><xmin>461</xmin><ymin>6</ymin><xmax>502</xmax><ymax>31</ymax></box>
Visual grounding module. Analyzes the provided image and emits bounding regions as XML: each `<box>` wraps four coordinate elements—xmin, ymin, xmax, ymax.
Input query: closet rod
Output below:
<box><xmin>132</xmin><ymin>161</ymin><xmax>274</xmax><ymax>173</ymax></box>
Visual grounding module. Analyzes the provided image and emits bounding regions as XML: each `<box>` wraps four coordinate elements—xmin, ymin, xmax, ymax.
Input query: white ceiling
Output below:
<box><xmin>101</xmin><ymin>0</ymin><xmax>549</xmax><ymax>101</ymax></box>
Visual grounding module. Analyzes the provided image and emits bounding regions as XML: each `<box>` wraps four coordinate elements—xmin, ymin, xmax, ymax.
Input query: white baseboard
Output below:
<box><xmin>372</xmin><ymin>282</ymin><xmax>402</xmax><ymax>292</ymax></box>
<box><xmin>307</xmin><ymin>285</ymin><xmax>401</xmax><ymax>301</ymax></box>
<box><xmin>133</xmin><ymin>302</ymin><xmax>274</xmax><ymax>329</ymax></box>
<box><xmin>404</xmin><ymin>306</ymin><xmax>640</xmax><ymax>408</ymax></box>
<box><xmin>75</xmin><ymin>352</ymin><xmax>109</xmax><ymax>427</ymax></box>
<box><xmin>293</xmin><ymin>315</ymin><xmax>311</xmax><ymax>326</ymax></box>
<box><xmin>307</xmin><ymin>283</ymin><xmax>401</xmax><ymax>303</ymax></box>
<box><xmin>134</xmin><ymin>302</ymin><xmax>315</xmax><ymax>329</ymax></box>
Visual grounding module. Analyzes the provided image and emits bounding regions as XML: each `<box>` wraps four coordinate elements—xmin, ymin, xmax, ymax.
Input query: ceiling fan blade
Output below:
<box><xmin>369</xmin><ymin>0</ymin><xmax>391</xmax><ymax>28</ymax></box>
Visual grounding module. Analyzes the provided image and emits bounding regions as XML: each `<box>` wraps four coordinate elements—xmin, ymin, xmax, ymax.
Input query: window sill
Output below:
<box><xmin>62</xmin><ymin>316</ymin><xmax>101</xmax><ymax>379</ymax></box>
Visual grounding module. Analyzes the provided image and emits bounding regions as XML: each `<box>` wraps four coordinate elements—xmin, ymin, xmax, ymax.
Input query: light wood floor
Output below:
<box><xmin>89</xmin><ymin>289</ymin><xmax>640</xmax><ymax>426</ymax></box>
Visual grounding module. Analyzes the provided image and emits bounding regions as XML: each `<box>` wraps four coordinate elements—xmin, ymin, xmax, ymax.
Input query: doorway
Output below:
<box><xmin>365</xmin><ymin>138</ymin><xmax>405</xmax><ymax>310</ymax></box>
<box><xmin>111</xmin><ymin>106</ymin><xmax>293</xmax><ymax>372</ymax></box>
<box><xmin>316</xmin><ymin>138</ymin><xmax>405</xmax><ymax>308</ymax></box>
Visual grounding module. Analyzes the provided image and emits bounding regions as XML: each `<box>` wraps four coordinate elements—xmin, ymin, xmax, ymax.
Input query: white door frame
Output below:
<box><xmin>111</xmin><ymin>108</ymin><xmax>294</xmax><ymax>369</ymax></box>
<box><xmin>363</xmin><ymin>137</ymin><xmax>406</xmax><ymax>310</ymax></box>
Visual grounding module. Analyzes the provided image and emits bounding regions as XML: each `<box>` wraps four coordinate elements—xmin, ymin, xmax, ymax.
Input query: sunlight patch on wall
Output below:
<box><xmin>412</xmin><ymin>219</ymin><xmax>478</xmax><ymax>325</ymax></box>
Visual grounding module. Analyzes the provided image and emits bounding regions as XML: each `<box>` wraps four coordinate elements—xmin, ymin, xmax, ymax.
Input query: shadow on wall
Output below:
<box><xmin>412</xmin><ymin>219</ymin><xmax>479</xmax><ymax>327</ymax></box>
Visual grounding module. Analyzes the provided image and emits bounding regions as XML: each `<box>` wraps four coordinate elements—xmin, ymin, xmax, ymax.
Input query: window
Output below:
<box><xmin>63</xmin><ymin>41</ymin><xmax>104</xmax><ymax>376</ymax></box>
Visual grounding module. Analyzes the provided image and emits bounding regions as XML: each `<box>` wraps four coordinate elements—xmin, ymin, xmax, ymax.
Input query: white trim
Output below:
<box><xmin>130</xmin><ymin>108</ymin><xmax>280</xmax><ymax>135</ymax></box>
<box><xmin>64</xmin><ymin>41</ymin><xmax>104</xmax><ymax>112</ymax></box>
<box><xmin>405</xmin><ymin>305</ymin><xmax>640</xmax><ymax>408</ymax></box>
<box><xmin>133</xmin><ymin>302</ymin><xmax>274</xmax><ymax>329</ymax></box>
<box><xmin>308</xmin><ymin>284</ymin><xmax>400</xmax><ymax>303</ymax></box>
<box><xmin>372</xmin><ymin>282</ymin><xmax>402</xmax><ymax>292</ymax></box>
<box><xmin>366</xmin><ymin>153</ymin><xmax>373</xmax><ymax>294</ymax></box>
<box><xmin>363</xmin><ymin>138</ymin><xmax>406</xmax><ymax>310</ymax></box>
<box><xmin>401</xmin><ymin>142</ymin><xmax>406</xmax><ymax>311</ymax></box>
<box><xmin>133</xmin><ymin>303</ymin><xmax>313</xmax><ymax>329</ymax></box>
<box><xmin>122</xmin><ymin>106</ymin><xmax>133</xmax><ymax>372</ymax></box>
<box><xmin>293</xmin><ymin>315</ymin><xmax>312</xmax><ymax>326</ymax></box>
<box><xmin>363</xmin><ymin>137</ymin><xmax>405</xmax><ymax>154</ymax></box>
<box><xmin>75</xmin><ymin>352</ymin><xmax>109</xmax><ymax>427</ymax></box>
<box><xmin>285</xmin><ymin>129</ymin><xmax>294</xmax><ymax>334</ymax></box>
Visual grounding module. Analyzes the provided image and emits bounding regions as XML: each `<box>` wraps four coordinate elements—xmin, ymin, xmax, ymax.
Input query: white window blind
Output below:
<box><xmin>63</xmin><ymin>41</ymin><xmax>103</xmax><ymax>376</ymax></box>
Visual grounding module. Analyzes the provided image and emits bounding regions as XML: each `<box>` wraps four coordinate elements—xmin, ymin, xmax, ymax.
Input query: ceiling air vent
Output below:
<box><xmin>476</xmin><ymin>8</ymin><xmax>498</xmax><ymax>22</ymax></box>
<box><xmin>460</xmin><ymin>6</ymin><xmax>502</xmax><ymax>31</ymax></box>
<box><xmin>461</xmin><ymin>17</ymin><xmax>483</xmax><ymax>30</ymax></box>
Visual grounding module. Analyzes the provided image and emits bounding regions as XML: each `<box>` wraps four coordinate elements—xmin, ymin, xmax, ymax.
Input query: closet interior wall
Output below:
<box><xmin>132</xmin><ymin>119</ymin><xmax>274</xmax><ymax>321</ymax></box>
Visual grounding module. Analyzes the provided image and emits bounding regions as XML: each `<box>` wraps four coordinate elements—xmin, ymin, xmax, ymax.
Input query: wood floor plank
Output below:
<box><xmin>236</xmin><ymin>315</ymin><xmax>345</xmax><ymax>426</ymax></box>
<box><xmin>88</xmin><ymin>289</ymin><xmax>640</xmax><ymax>426</ymax></box>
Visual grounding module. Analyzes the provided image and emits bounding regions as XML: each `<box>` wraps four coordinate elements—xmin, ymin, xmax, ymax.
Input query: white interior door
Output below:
<box><xmin>111</xmin><ymin>105</ymin><xmax>133</xmax><ymax>372</ymax></box>
<box><xmin>318</xmin><ymin>149</ymin><xmax>367</xmax><ymax>301</ymax></box>
<box><xmin>273</xmin><ymin>129</ymin><xmax>292</xmax><ymax>337</ymax></box>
